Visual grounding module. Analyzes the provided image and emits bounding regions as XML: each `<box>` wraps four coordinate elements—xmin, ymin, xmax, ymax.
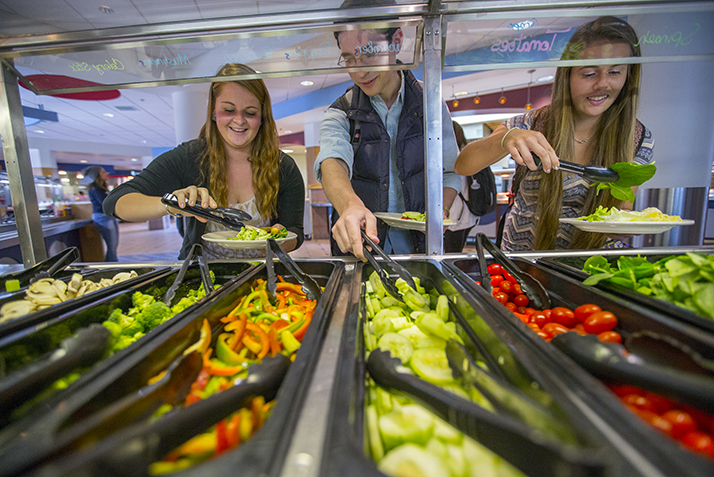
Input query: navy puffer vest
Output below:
<box><xmin>329</xmin><ymin>70</ymin><xmax>426</xmax><ymax>255</ymax></box>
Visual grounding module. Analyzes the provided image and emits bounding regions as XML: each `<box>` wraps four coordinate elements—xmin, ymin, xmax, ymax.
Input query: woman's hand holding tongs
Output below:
<box><xmin>166</xmin><ymin>186</ymin><xmax>217</xmax><ymax>222</ymax></box>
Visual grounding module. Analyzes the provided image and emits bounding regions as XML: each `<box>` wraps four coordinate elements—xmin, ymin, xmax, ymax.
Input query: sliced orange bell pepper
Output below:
<box><xmin>209</xmin><ymin>360</ymin><xmax>248</xmax><ymax>376</ymax></box>
<box><xmin>276</xmin><ymin>282</ymin><xmax>305</xmax><ymax>295</ymax></box>
<box><xmin>293</xmin><ymin>314</ymin><xmax>312</xmax><ymax>341</ymax></box>
<box><xmin>183</xmin><ymin>319</ymin><xmax>212</xmax><ymax>356</ymax></box>
<box><xmin>245</xmin><ymin>322</ymin><xmax>270</xmax><ymax>359</ymax></box>
<box><xmin>252</xmin><ymin>396</ymin><xmax>266</xmax><ymax>430</ymax></box>
<box><xmin>226</xmin><ymin>413</ymin><xmax>241</xmax><ymax>448</ymax></box>
<box><xmin>267</xmin><ymin>327</ymin><xmax>281</xmax><ymax>356</ymax></box>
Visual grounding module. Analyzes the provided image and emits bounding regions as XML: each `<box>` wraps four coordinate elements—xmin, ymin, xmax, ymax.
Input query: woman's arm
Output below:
<box><xmin>455</xmin><ymin>123</ymin><xmax>560</xmax><ymax>176</ymax></box>
<box><xmin>275</xmin><ymin>154</ymin><xmax>306</xmax><ymax>251</ymax></box>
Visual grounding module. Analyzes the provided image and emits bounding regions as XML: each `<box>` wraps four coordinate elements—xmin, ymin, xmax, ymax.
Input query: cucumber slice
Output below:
<box><xmin>433</xmin><ymin>415</ymin><xmax>463</xmax><ymax>444</ymax></box>
<box><xmin>416</xmin><ymin>335</ymin><xmax>447</xmax><ymax>350</ymax></box>
<box><xmin>378</xmin><ymin>404</ymin><xmax>434</xmax><ymax>450</ymax></box>
<box><xmin>378</xmin><ymin>443</ymin><xmax>450</xmax><ymax>477</ymax></box>
<box><xmin>381</xmin><ymin>295</ymin><xmax>400</xmax><ymax>308</ymax></box>
<box><xmin>373</xmin><ymin>312</ymin><xmax>395</xmax><ymax>338</ymax></box>
<box><xmin>366</xmin><ymin>404</ymin><xmax>385</xmax><ymax>461</ymax></box>
<box><xmin>397</xmin><ymin>325</ymin><xmax>429</xmax><ymax>347</ymax></box>
<box><xmin>410</xmin><ymin>347</ymin><xmax>455</xmax><ymax>385</ymax></box>
<box><xmin>378</xmin><ymin>332</ymin><xmax>414</xmax><ymax>365</ymax></box>
<box><xmin>415</xmin><ymin>313</ymin><xmax>456</xmax><ymax>341</ymax></box>
<box><xmin>435</xmin><ymin>295</ymin><xmax>449</xmax><ymax>321</ymax></box>
<box><xmin>446</xmin><ymin>443</ymin><xmax>468</xmax><ymax>477</ymax></box>
<box><xmin>390</xmin><ymin>316</ymin><xmax>410</xmax><ymax>331</ymax></box>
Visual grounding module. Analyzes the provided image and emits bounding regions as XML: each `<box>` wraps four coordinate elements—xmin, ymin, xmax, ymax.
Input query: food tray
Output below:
<box><xmin>537</xmin><ymin>251</ymin><xmax>714</xmax><ymax>335</ymax></box>
<box><xmin>0</xmin><ymin>266</ymin><xmax>171</xmax><ymax>339</ymax></box>
<box><xmin>319</xmin><ymin>259</ymin><xmax>663</xmax><ymax>477</ymax></box>
<box><xmin>0</xmin><ymin>260</ymin><xmax>342</xmax><ymax>477</ymax></box>
<box><xmin>444</xmin><ymin>256</ymin><xmax>714</xmax><ymax>476</ymax></box>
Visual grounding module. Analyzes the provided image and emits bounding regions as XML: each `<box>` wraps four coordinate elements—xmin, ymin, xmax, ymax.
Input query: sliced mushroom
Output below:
<box><xmin>67</xmin><ymin>273</ymin><xmax>83</xmax><ymax>296</ymax></box>
<box><xmin>0</xmin><ymin>300</ymin><xmax>36</xmax><ymax>322</ymax></box>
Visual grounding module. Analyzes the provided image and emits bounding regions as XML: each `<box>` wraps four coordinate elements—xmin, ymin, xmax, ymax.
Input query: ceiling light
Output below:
<box><xmin>103</xmin><ymin>113</ymin><xmax>114</xmax><ymax>118</ymax></box>
<box><xmin>473</xmin><ymin>94</ymin><xmax>481</xmax><ymax>105</ymax></box>
<box><xmin>142</xmin><ymin>140</ymin><xmax>147</xmax><ymax>144</ymax></box>
<box><xmin>499</xmin><ymin>89</ymin><xmax>507</xmax><ymax>104</ymax></box>
<box><xmin>453</xmin><ymin>91</ymin><xmax>469</xmax><ymax>97</ymax></box>
<box><xmin>537</xmin><ymin>75</ymin><xmax>554</xmax><ymax>83</ymax></box>
<box><xmin>58</xmin><ymin>170</ymin><xmax>67</xmax><ymax>175</ymax></box>
<box><xmin>131</xmin><ymin>158</ymin><xmax>139</xmax><ymax>162</ymax></box>
<box><xmin>60</xmin><ymin>178</ymin><xmax>70</xmax><ymax>183</ymax></box>
<box><xmin>99</xmin><ymin>6</ymin><xmax>114</xmax><ymax>14</ymax></box>
<box><xmin>76</xmin><ymin>173</ymin><xmax>84</xmax><ymax>179</ymax></box>
<box><xmin>452</xmin><ymin>100</ymin><xmax>459</xmax><ymax>108</ymax></box>
<box><xmin>80</xmin><ymin>160</ymin><xmax>88</xmax><ymax>163</ymax></box>
<box><xmin>283</xmin><ymin>130</ymin><xmax>292</xmax><ymax>134</ymax></box>
<box><xmin>300</xmin><ymin>81</ymin><xmax>314</xmax><ymax>86</ymax></box>
<box><xmin>35</xmin><ymin>130</ymin><xmax>45</xmax><ymax>134</ymax></box>
<box><xmin>525</xmin><ymin>69</ymin><xmax>534</xmax><ymax>111</ymax></box>
<box><xmin>282</xmin><ymin>149</ymin><xmax>294</xmax><ymax>153</ymax></box>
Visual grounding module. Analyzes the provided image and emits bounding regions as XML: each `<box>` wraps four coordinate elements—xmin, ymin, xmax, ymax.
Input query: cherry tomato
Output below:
<box><xmin>527</xmin><ymin>323</ymin><xmax>541</xmax><ymax>332</ymax></box>
<box><xmin>572</xmin><ymin>324</ymin><xmax>587</xmax><ymax>335</ymax></box>
<box><xmin>536</xmin><ymin>331</ymin><xmax>550</xmax><ymax>341</ymax></box>
<box><xmin>513</xmin><ymin>294</ymin><xmax>530</xmax><ymax>307</ymax></box>
<box><xmin>662</xmin><ymin>410</ymin><xmax>697</xmax><ymax>439</ymax></box>
<box><xmin>626</xmin><ymin>404</ymin><xmax>658</xmax><ymax>423</ymax></box>
<box><xmin>523</xmin><ymin>307</ymin><xmax>536</xmax><ymax>316</ymax></box>
<box><xmin>542</xmin><ymin>322</ymin><xmax>569</xmax><ymax>338</ymax></box>
<box><xmin>517</xmin><ymin>306</ymin><xmax>527</xmax><ymax>314</ymax></box>
<box><xmin>503</xmin><ymin>271</ymin><xmax>518</xmax><ymax>284</ymax></box>
<box><xmin>542</xmin><ymin>309</ymin><xmax>552</xmax><ymax>320</ymax></box>
<box><xmin>550</xmin><ymin>307</ymin><xmax>578</xmax><ymax>328</ymax></box>
<box><xmin>530</xmin><ymin>311</ymin><xmax>549</xmax><ymax>328</ymax></box>
<box><xmin>681</xmin><ymin>406</ymin><xmax>714</xmax><ymax>435</ymax></box>
<box><xmin>513</xmin><ymin>312</ymin><xmax>530</xmax><ymax>324</ymax></box>
<box><xmin>650</xmin><ymin>415</ymin><xmax>674</xmax><ymax>437</ymax></box>
<box><xmin>512</xmin><ymin>283</ymin><xmax>523</xmax><ymax>295</ymax></box>
<box><xmin>487</xmin><ymin>263</ymin><xmax>504</xmax><ymax>275</ymax></box>
<box><xmin>574</xmin><ymin>304</ymin><xmax>602</xmax><ymax>323</ymax></box>
<box><xmin>505</xmin><ymin>302</ymin><xmax>518</xmax><ymax>312</ymax></box>
<box><xmin>583</xmin><ymin>310</ymin><xmax>618</xmax><ymax>334</ymax></box>
<box><xmin>598</xmin><ymin>331</ymin><xmax>622</xmax><ymax>344</ymax></box>
<box><xmin>623</xmin><ymin>394</ymin><xmax>659</xmax><ymax>414</ymax></box>
<box><xmin>645</xmin><ymin>393</ymin><xmax>676</xmax><ymax>414</ymax></box>
<box><xmin>474</xmin><ymin>281</ymin><xmax>481</xmax><ymax>286</ymax></box>
<box><xmin>499</xmin><ymin>280</ymin><xmax>513</xmax><ymax>295</ymax></box>
<box><xmin>493</xmin><ymin>292</ymin><xmax>509</xmax><ymax>305</ymax></box>
<box><xmin>490</xmin><ymin>275</ymin><xmax>504</xmax><ymax>287</ymax></box>
<box><xmin>681</xmin><ymin>431</ymin><xmax>714</xmax><ymax>458</ymax></box>
<box><xmin>609</xmin><ymin>384</ymin><xmax>644</xmax><ymax>398</ymax></box>
<box><xmin>491</xmin><ymin>288</ymin><xmax>500</xmax><ymax>296</ymax></box>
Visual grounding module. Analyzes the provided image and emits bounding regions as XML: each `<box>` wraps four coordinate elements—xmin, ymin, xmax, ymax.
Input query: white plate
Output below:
<box><xmin>559</xmin><ymin>218</ymin><xmax>695</xmax><ymax>235</ymax></box>
<box><xmin>202</xmin><ymin>230</ymin><xmax>297</xmax><ymax>250</ymax></box>
<box><xmin>374</xmin><ymin>212</ymin><xmax>456</xmax><ymax>232</ymax></box>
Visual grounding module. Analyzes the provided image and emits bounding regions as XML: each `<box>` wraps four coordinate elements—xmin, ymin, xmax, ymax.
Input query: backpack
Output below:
<box><xmin>460</xmin><ymin>166</ymin><xmax>497</xmax><ymax>217</ymax></box>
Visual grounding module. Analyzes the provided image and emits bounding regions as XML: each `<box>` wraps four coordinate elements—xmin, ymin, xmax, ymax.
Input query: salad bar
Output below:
<box><xmin>1</xmin><ymin>246</ymin><xmax>714</xmax><ymax>476</ymax></box>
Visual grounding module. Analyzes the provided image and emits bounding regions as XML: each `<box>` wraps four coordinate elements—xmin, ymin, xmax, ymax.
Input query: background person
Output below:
<box><xmin>455</xmin><ymin>16</ymin><xmax>654</xmax><ymax>251</ymax></box>
<box><xmin>444</xmin><ymin>121</ymin><xmax>478</xmax><ymax>253</ymax></box>
<box><xmin>104</xmin><ymin>63</ymin><xmax>305</xmax><ymax>260</ymax></box>
<box><xmin>83</xmin><ymin>166</ymin><xmax>119</xmax><ymax>262</ymax></box>
<box><xmin>315</xmin><ymin>7</ymin><xmax>461</xmax><ymax>259</ymax></box>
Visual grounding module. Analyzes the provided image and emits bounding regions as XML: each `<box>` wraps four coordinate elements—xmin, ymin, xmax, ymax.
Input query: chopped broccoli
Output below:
<box><xmin>171</xmin><ymin>296</ymin><xmax>196</xmax><ymax>315</ymax></box>
<box><xmin>107</xmin><ymin>308</ymin><xmax>125</xmax><ymax>324</ymax></box>
<box><xmin>102</xmin><ymin>320</ymin><xmax>123</xmax><ymax>338</ymax></box>
<box><xmin>112</xmin><ymin>334</ymin><xmax>135</xmax><ymax>352</ymax></box>
<box><xmin>116</xmin><ymin>313</ymin><xmax>144</xmax><ymax>336</ymax></box>
<box><xmin>130</xmin><ymin>291</ymin><xmax>156</xmax><ymax>312</ymax></box>
<box><xmin>138</xmin><ymin>301</ymin><xmax>172</xmax><ymax>329</ymax></box>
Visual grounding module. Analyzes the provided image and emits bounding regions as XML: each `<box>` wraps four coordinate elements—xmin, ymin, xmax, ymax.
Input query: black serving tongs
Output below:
<box><xmin>0</xmin><ymin>324</ymin><xmax>112</xmax><ymax>422</ymax></box>
<box><xmin>266</xmin><ymin>238</ymin><xmax>321</xmax><ymax>301</ymax></box>
<box><xmin>161</xmin><ymin>193</ymin><xmax>252</xmax><ymax>231</ymax></box>
<box><xmin>532</xmin><ymin>153</ymin><xmax>620</xmax><ymax>183</ymax></box>
<box><xmin>367</xmin><ymin>348</ymin><xmax>605</xmax><ymax>477</ymax></box>
<box><xmin>163</xmin><ymin>243</ymin><xmax>214</xmax><ymax>306</ymax></box>
<box><xmin>361</xmin><ymin>229</ymin><xmax>416</xmax><ymax>303</ymax></box>
<box><xmin>552</xmin><ymin>332</ymin><xmax>714</xmax><ymax>415</ymax></box>
<box><xmin>37</xmin><ymin>354</ymin><xmax>290</xmax><ymax>476</ymax></box>
<box><xmin>474</xmin><ymin>232</ymin><xmax>550</xmax><ymax>309</ymax></box>
<box><xmin>0</xmin><ymin>247</ymin><xmax>79</xmax><ymax>292</ymax></box>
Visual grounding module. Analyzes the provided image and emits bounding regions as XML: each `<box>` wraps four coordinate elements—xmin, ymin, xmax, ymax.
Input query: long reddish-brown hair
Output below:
<box><xmin>198</xmin><ymin>63</ymin><xmax>281</xmax><ymax>219</ymax></box>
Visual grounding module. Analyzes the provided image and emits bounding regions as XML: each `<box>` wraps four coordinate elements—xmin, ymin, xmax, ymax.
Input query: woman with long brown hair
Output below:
<box><xmin>104</xmin><ymin>63</ymin><xmax>305</xmax><ymax>259</ymax></box>
<box><xmin>455</xmin><ymin>16</ymin><xmax>654</xmax><ymax>251</ymax></box>
<box><xmin>84</xmin><ymin>165</ymin><xmax>119</xmax><ymax>261</ymax></box>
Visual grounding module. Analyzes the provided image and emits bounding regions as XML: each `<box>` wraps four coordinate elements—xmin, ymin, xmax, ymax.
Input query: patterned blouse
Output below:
<box><xmin>202</xmin><ymin>196</ymin><xmax>270</xmax><ymax>260</ymax></box>
<box><xmin>501</xmin><ymin>110</ymin><xmax>655</xmax><ymax>252</ymax></box>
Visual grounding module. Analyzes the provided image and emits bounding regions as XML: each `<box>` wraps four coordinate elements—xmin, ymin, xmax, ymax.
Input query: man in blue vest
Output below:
<box><xmin>314</xmin><ymin>23</ymin><xmax>460</xmax><ymax>259</ymax></box>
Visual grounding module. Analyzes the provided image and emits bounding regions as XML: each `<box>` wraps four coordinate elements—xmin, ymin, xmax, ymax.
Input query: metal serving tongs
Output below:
<box><xmin>551</xmin><ymin>332</ymin><xmax>714</xmax><ymax>415</ymax></box>
<box><xmin>532</xmin><ymin>153</ymin><xmax>620</xmax><ymax>183</ymax></box>
<box><xmin>0</xmin><ymin>324</ymin><xmax>112</xmax><ymax>423</ymax></box>
<box><xmin>37</xmin><ymin>354</ymin><xmax>290</xmax><ymax>476</ymax></box>
<box><xmin>163</xmin><ymin>243</ymin><xmax>214</xmax><ymax>306</ymax></box>
<box><xmin>266</xmin><ymin>238</ymin><xmax>321</xmax><ymax>301</ymax></box>
<box><xmin>474</xmin><ymin>232</ymin><xmax>550</xmax><ymax>309</ymax></box>
<box><xmin>161</xmin><ymin>193</ymin><xmax>252</xmax><ymax>231</ymax></box>
<box><xmin>367</xmin><ymin>348</ymin><xmax>605</xmax><ymax>477</ymax></box>
<box><xmin>0</xmin><ymin>247</ymin><xmax>79</xmax><ymax>292</ymax></box>
<box><xmin>361</xmin><ymin>229</ymin><xmax>416</xmax><ymax>303</ymax></box>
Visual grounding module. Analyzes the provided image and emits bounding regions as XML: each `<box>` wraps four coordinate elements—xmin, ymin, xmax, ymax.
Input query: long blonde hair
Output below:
<box><xmin>198</xmin><ymin>63</ymin><xmax>281</xmax><ymax>219</ymax></box>
<box><xmin>534</xmin><ymin>16</ymin><xmax>642</xmax><ymax>250</ymax></box>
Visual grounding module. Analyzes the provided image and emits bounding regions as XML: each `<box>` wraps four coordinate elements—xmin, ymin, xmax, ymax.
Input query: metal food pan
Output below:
<box><xmin>537</xmin><ymin>251</ymin><xmax>714</xmax><ymax>335</ymax></box>
<box><xmin>0</xmin><ymin>260</ymin><xmax>341</xmax><ymax>477</ymax></box>
<box><xmin>319</xmin><ymin>259</ymin><xmax>655</xmax><ymax>477</ymax></box>
<box><xmin>0</xmin><ymin>262</ymin><xmax>256</xmax><ymax>434</ymax></box>
<box><xmin>444</xmin><ymin>256</ymin><xmax>714</xmax><ymax>476</ymax></box>
<box><xmin>0</xmin><ymin>265</ymin><xmax>171</xmax><ymax>339</ymax></box>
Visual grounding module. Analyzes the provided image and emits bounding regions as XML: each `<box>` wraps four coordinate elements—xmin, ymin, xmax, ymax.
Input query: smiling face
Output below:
<box><xmin>569</xmin><ymin>40</ymin><xmax>631</xmax><ymax>122</ymax></box>
<box><xmin>337</xmin><ymin>29</ymin><xmax>403</xmax><ymax>106</ymax></box>
<box><xmin>213</xmin><ymin>82</ymin><xmax>262</xmax><ymax>154</ymax></box>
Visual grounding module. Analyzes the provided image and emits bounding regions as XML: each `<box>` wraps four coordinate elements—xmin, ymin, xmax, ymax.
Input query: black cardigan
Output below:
<box><xmin>104</xmin><ymin>139</ymin><xmax>305</xmax><ymax>259</ymax></box>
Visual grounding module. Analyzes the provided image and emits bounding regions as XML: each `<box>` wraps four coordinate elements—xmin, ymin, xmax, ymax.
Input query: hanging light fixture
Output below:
<box><xmin>525</xmin><ymin>69</ymin><xmax>535</xmax><ymax>111</ymax></box>
<box><xmin>451</xmin><ymin>85</ymin><xmax>459</xmax><ymax>108</ymax></box>
<box><xmin>473</xmin><ymin>93</ymin><xmax>481</xmax><ymax>104</ymax></box>
<box><xmin>499</xmin><ymin>88</ymin><xmax>507</xmax><ymax>104</ymax></box>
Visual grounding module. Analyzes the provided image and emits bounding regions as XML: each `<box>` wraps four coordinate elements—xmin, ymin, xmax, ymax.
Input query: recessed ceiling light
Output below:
<box><xmin>281</xmin><ymin>149</ymin><xmax>294</xmax><ymax>153</ymax></box>
<box><xmin>58</xmin><ymin>170</ymin><xmax>67</xmax><ymax>175</ymax></box>
<box><xmin>283</xmin><ymin>130</ymin><xmax>292</xmax><ymax>134</ymax></box>
<box><xmin>35</xmin><ymin>130</ymin><xmax>45</xmax><ymax>134</ymax></box>
<box><xmin>99</xmin><ymin>5</ymin><xmax>114</xmax><ymax>14</ymax></box>
<box><xmin>131</xmin><ymin>158</ymin><xmax>139</xmax><ymax>162</ymax></box>
<box><xmin>300</xmin><ymin>81</ymin><xmax>314</xmax><ymax>86</ymax></box>
<box><xmin>453</xmin><ymin>91</ymin><xmax>469</xmax><ymax>97</ymax></box>
<box><xmin>60</xmin><ymin>178</ymin><xmax>70</xmax><ymax>183</ymax></box>
<box><xmin>142</xmin><ymin>140</ymin><xmax>147</xmax><ymax>144</ymax></box>
<box><xmin>103</xmin><ymin>113</ymin><xmax>114</xmax><ymax>118</ymax></box>
<box><xmin>537</xmin><ymin>75</ymin><xmax>554</xmax><ymax>83</ymax></box>
<box><xmin>80</xmin><ymin>160</ymin><xmax>88</xmax><ymax>163</ymax></box>
<box><xmin>76</xmin><ymin>173</ymin><xmax>84</xmax><ymax>179</ymax></box>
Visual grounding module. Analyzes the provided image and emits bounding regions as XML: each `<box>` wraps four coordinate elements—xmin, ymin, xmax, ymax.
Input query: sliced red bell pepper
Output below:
<box><xmin>276</xmin><ymin>282</ymin><xmax>306</xmax><ymax>295</ymax></box>
<box><xmin>226</xmin><ymin>413</ymin><xmax>241</xmax><ymax>448</ymax></box>
<box><xmin>215</xmin><ymin>419</ymin><xmax>229</xmax><ymax>455</ymax></box>
<box><xmin>292</xmin><ymin>313</ymin><xmax>312</xmax><ymax>341</ymax></box>
<box><xmin>267</xmin><ymin>327</ymin><xmax>281</xmax><ymax>356</ymax></box>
